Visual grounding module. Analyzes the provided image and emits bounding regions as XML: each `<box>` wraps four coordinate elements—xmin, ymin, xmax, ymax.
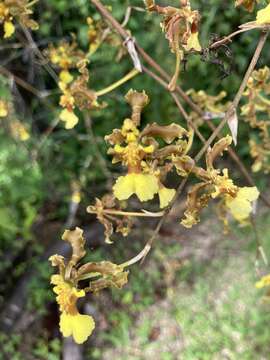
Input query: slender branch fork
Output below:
<box><xmin>91</xmin><ymin>0</ymin><xmax>269</xmax><ymax>266</ymax></box>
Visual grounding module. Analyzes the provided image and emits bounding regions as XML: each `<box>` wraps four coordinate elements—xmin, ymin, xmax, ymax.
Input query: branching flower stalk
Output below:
<box><xmin>47</xmin><ymin>0</ymin><xmax>270</xmax><ymax>345</ymax></box>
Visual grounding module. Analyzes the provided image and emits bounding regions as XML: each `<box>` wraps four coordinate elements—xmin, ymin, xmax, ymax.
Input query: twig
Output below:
<box><xmin>121</xmin><ymin>6</ymin><xmax>145</xmax><ymax>28</ymax></box>
<box><xmin>83</xmin><ymin>112</ymin><xmax>113</xmax><ymax>186</ymax></box>
<box><xmin>0</xmin><ymin>65</ymin><xmax>47</xmax><ymax>98</ymax></box>
<box><xmin>21</xmin><ymin>25</ymin><xmax>59</xmax><ymax>85</ymax></box>
<box><xmin>209</xmin><ymin>25</ymin><xmax>266</xmax><ymax>49</ymax></box>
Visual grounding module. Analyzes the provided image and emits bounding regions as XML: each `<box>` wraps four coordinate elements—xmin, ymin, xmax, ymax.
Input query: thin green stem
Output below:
<box><xmin>87</xmin><ymin>207</ymin><xmax>164</xmax><ymax>218</ymax></box>
<box><xmin>26</xmin><ymin>0</ymin><xmax>39</xmax><ymax>7</ymax></box>
<box><xmin>96</xmin><ymin>68</ymin><xmax>139</xmax><ymax>96</ymax></box>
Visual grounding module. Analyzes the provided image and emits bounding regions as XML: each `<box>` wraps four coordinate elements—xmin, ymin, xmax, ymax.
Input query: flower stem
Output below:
<box><xmin>96</xmin><ymin>68</ymin><xmax>139</xmax><ymax>97</ymax></box>
<box><xmin>26</xmin><ymin>0</ymin><xmax>39</xmax><ymax>7</ymax></box>
<box><xmin>121</xmin><ymin>243</ymin><xmax>151</xmax><ymax>268</ymax></box>
<box><xmin>87</xmin><ymin>207</ymin><xmax>164</xmax><ymax>217</ymax></box>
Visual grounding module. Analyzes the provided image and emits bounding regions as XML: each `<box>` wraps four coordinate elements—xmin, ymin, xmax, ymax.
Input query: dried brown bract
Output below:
<box><xmin>144</xmin><ymin>0</ymin><xmax>202</xmax><ymax>91</ymax></box>
<box><xmin>87</xmin><ymin>196</ymin><xmax>133</xmax><ymax>244</ymax></box>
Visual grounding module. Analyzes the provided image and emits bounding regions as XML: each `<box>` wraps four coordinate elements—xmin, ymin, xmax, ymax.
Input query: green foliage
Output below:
<box><xmin>0</xmin><ymin>334</ymin><xmax>24</xmax><ymax>360</ymax></box>
<box><xmin>32</xmin><ymin>338</ymin><xmax>61</xmax><ymax>360</ymax></box>
<box><xmin>174</xmin><ymin>258</ymin><xmax>270</xmax><ymax>359</ymax></box>
<box><xmin>26</xmin><ymin>261</ymin><xmax>54</xmax><ymax>315</ymax></box>
<box><xmin>0</xmin><ymin>332</ymin><xmax>61</xmax><ymax>360</ymax></box>
<box><xmin>0</xmin><ymin>131</ymin><xmax>42</xmax><ymax>250</ymax></box>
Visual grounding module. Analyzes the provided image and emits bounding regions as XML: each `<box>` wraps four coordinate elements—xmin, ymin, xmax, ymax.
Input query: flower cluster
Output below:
<box><xmin>0</xmin><ymin>0</ymin><xmax>38</xmax><ymax>38</ymax></box>
<box><xmin>105</xmin><ymin>89</ymin><xmax>193</xmax><ymax>208</ymax></box>
<box><xmin>179</xmin><ymin>135</ymin><xmax>259</xmax><ymax>228</ymax></box>
<box><xmin>47</xmin><ymin>41</ymin><xmax>103</xmax><ymax>129</ymax></box>
<box><xmin>241</xmin><ymin>67</ymin><xmax>270</xmax><ymax>173</ymax></box>
<box><xmin>49</xmin><ymin>227</ymin><xmax>129</xmax><ymax>344</ymax></box>
<box><xmin>144</xmin><ymin>0</ymin><xmax>201</xmax><ymax>91</ymax></box>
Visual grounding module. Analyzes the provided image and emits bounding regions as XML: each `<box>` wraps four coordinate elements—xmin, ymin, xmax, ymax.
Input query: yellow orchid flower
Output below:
<box><xmin>225</xmin><ymin>186</ymin><xmax>259</xmax><ymax>222</ymax></box>
<box><xmin>4</xmin><ymin>20</ymin><xmax>15</xmax><ymax>38</ymax></box>
<box><xmin>0</xmin><ymin>2</ymin><xmax>15</xmax><ymax>38</ymax></box>
<box><xmin>0</xmin><ymin>100</ymin><xmax>8</xmax><ymax>117</ymax></box>
<box><xmin>59</xmin><ymin>108</ymin><xmax>79</xmax><ymax>129</ymax></box>
<box><xmin>51</xmin><ymin>274</ymin><xmax>95</xmax><ymax>344</ymax></box>
<box><xmin>113</xmin><ymin>173</ymin><xmax>159</xmax><ymax>202</ymax></box>
<box><xmin>256</xmin><ymin>4</ymin><xmax>270</xmax><ymax>25</ymax></box>
<box><xmin>59</xmin><ymin>90</ymin><xmax>75</xmax><ymax>108</ymax></box>
<box><xmin>59</xmin><ymin>70</ymin><xmax>74</xmax><ymax>85</ymax></box>
<box><xmin>60</xmin><ymin>313</ymin><xmax>95</xmax><ymax>344</ymax></box>
<box><xmin>255</xmin><ymin>274</ymin><xmax>270</xmax><ymax>289</ymax></box>
<box><xmin>184</xmin><ymin>32</ymin><xmax>202</xmax><ymax>52</ymax></box>
<box><xmin>158</xmin><ymin>186</ymin><xmax>176</xmax><ymax>209</ymax></box>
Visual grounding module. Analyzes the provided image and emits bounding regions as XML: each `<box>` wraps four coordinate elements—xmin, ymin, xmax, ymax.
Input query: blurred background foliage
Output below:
<box><xmin>0</xmin><ymin>0</ymin><xmax>270</xmax><ymax>359</ymax></box>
